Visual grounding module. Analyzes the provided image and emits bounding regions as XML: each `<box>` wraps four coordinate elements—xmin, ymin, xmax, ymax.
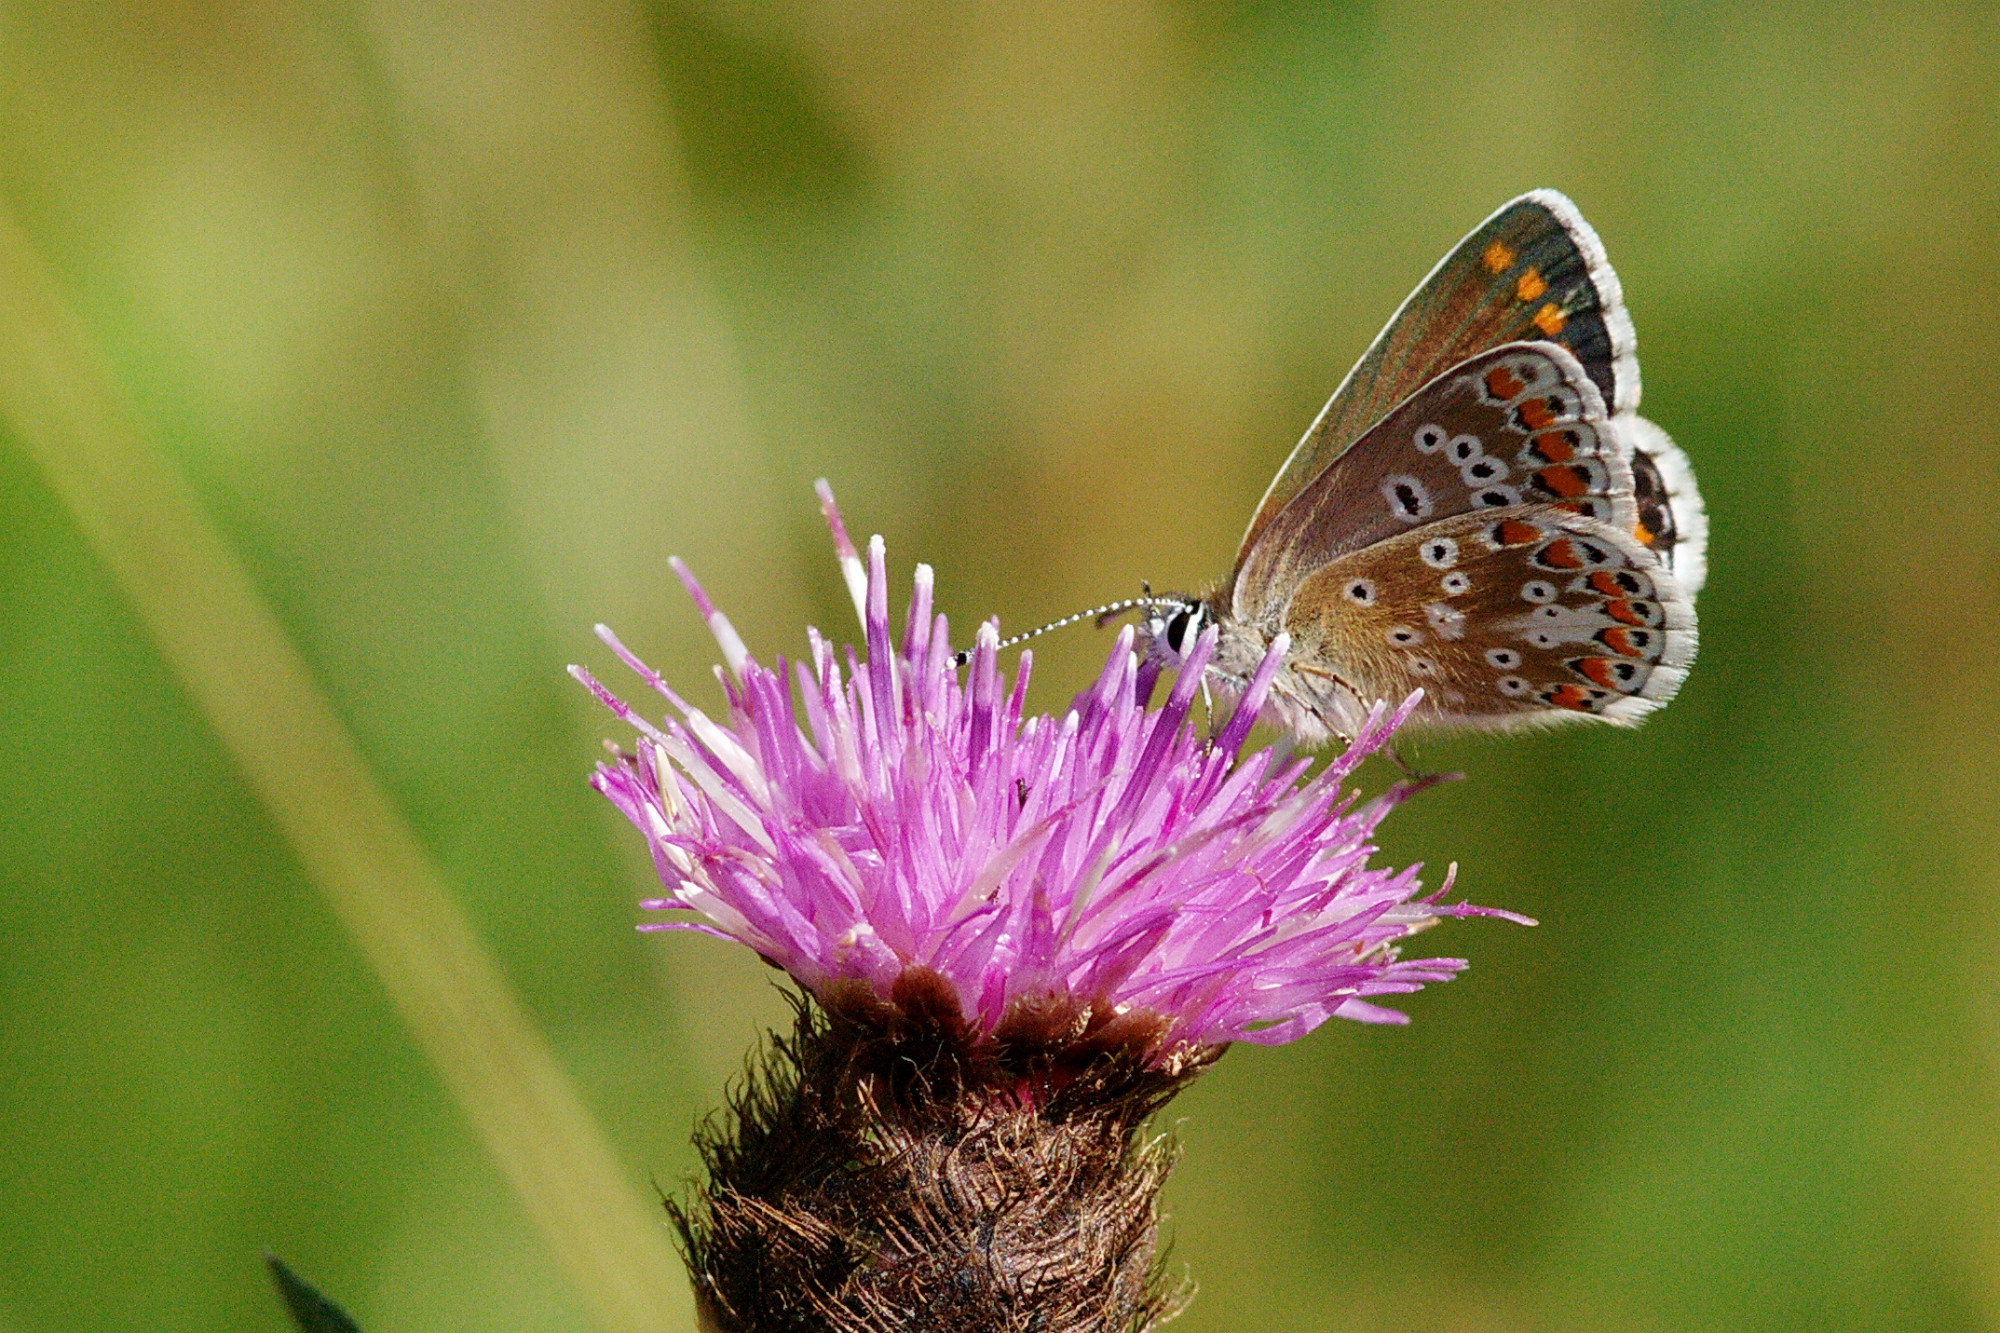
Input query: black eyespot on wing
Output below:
<box><xmin>1386</xmin><ymin>478</ymin><xmax>1432</xmax><ymax>519</ymax></box>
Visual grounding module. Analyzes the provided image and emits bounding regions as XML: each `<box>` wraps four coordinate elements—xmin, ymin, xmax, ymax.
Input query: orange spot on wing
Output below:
<box><xmin>1605</xmin><ymin>599</ymin><xmax>1645</xmax><ymax>626</ymax></box>
<box><xmin>1531</xmin><ymin>430</ymin><xmax>1575</xmax><ymax>463</ymax></box>
<box><xmin>1496</xmin><ymin>519</ymin><xmax>1541</xmax><ymax>546</ymax></box>
<box><xmin>1537</xmin><ymin>465</ymin><xmax>1592</xmax><ymax>498</ymax></box>
<box><xmin>1484</xmin><ymin>365</ymin><xmax>1527</xmax><ymax>400</ymax></box>
<box><xmin>1633</xmin><ymin>520</ymin><xmax>1656</xmax><ymax>544</ymax></box>
<box><xmin>1546</xmin><ymin>684</ymin><xmax>1595</xmax><ymax>711</ymax></box>
<box><xmin>1575</xmin><ymin>659</ymin><xmax>1623</xmax><ymax>689</ymax></box>
<box><xmin>1539</xmin><ymin>538</ymin><xmax>1584</xmax><ymax>569</ymax></box>
<box><xmin>1517</xmin><ymin>268</ymin><xmax>1548</xmax><ymax>302</ymax></box>
<box><xmin>1587</xmin><ymin>571</ymin><xmax>1628</xmax><ymax>597</ymax></box>
<box><xmin>1533</xmin><ymin>303</ymin><xmax>1567</xmax><ymax>336</ymax></box>
<box><xmin>1517</xmin><ymin>398</ymin><xmax>1557</xmax><ymax>430</ymax></box>
<box><xmin>1599</xmin><ymin>627</ymin><xmax>1642</xmax><ymax>657</ymax></box>
<box><xmin>1483</xmin><ymin>240</ymin><xmax>1516</xmax><ymax>273</ymax></box>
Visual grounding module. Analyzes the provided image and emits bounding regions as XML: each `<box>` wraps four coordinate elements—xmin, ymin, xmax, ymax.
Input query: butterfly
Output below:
<box><xmin>1135</xmin><ymin>190</ymin><xmax>1706</xmax><ymax>744</ymax></box>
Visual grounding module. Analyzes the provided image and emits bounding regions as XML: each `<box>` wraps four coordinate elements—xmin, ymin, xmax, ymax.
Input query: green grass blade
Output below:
<box><xmin>0</xmin><ymin>203</ymin><xmax>691</xmax><ymax>1333</ymax></box>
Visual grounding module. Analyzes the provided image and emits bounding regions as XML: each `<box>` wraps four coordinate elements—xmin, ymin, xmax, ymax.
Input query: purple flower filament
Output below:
<box><xmin>574</xmin><ymin>484</ymin><xmax>1525</xmax><ymax>1054</ymax></box>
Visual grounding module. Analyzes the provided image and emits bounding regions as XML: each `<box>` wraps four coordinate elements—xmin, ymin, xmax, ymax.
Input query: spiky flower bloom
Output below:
<box><xmin>575</xmin><ymin>485</ymin><xmax>1520</xmax><ymax>1333</ymax></box>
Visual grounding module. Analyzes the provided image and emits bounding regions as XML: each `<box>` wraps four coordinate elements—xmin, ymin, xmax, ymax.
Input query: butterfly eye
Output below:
<box><xmin>1413</xmin><ymin>423</ymin><xmax>1448</xmax><ymax>454</ymax></box>
<box><xmin>1164</xmin><ymin>606</ymin><xmax>1204</xmax><ymax>654</ymax></box>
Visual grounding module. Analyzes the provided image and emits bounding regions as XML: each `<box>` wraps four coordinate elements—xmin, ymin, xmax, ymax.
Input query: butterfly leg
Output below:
<box><xmin>1383</xmin><ymin>739</ymin><xmax>1423</xmax><ymax>778</ymax></box>
<box><xmin>1382</xmin><ymin>739</ymin><xmax>1461</xmax><ymax>793</ymax></box>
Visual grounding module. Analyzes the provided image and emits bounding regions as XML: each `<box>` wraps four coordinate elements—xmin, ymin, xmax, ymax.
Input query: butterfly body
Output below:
<box><xmin>1138</xmin><ymin>191</ymin><xmax>1706</xmax><ymax>742</ymax></box>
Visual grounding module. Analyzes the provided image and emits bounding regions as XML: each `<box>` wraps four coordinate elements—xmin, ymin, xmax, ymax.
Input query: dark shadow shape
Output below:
<box><xmin>264</xmin><ymin>1253</ymin><xmax>365</xmax><ymax>1333</ymax></box>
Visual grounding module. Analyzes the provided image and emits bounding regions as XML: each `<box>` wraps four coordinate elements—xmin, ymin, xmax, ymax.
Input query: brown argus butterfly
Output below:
<box><xmin>1133</xmin><ymin>190</ymin><xmax>1707</xmax><ymax>744</ymax></box>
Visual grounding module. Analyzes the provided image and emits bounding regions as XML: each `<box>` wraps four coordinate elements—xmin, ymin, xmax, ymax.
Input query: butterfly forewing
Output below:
<box><xmin>1241</xmin><ymin>191</ymin><xmax>1639</xmax><ymax>562</ymax></box>
<box><xmin>1231</xmin><ymin>342</ymin><xmax>1635</xmax><ymax>624</ymax></box>
<box><xmin>1277</xmin><ymin>507</ymin><xmax>1696</xmax><ymax>730</ymax></box>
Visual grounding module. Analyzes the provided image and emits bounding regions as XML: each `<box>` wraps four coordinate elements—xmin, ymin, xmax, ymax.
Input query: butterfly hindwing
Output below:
<box><xmin>1626</xmin><ymin>416</ymin><xmax>1709</xmax><ymax>597</ymax></box>
<box><xmin>1277</xmin><ymin>506</ymin><xmax>1695</xmax><ymax>730</ymax></box>
<box><xmin>1241</xmin><ymin>191</ymin><xmax>1639</xmax><ymax>562</ymax></box>
<box><xmin>1231</xmin><ymin>342</ymin><xmax>1635</xmax><ymax>624</ymax></box>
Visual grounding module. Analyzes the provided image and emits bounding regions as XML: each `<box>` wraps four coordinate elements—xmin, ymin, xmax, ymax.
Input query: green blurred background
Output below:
<box><xmin>3</xmin><ymin>2</ymin><xmax>1997</xmax><ymax>1330</ymax></box>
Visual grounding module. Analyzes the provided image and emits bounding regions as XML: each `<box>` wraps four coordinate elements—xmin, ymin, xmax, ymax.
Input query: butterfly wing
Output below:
<box><xmin>1241</xmin><ymin>190</ymin><xmax>1640</xmax><ymax>563</ymax></box>
<box><xmin>1627</xmin><ymin>416</ymin><xmax>1709</xmax><ymax>596</ymax></box>
<box><xmin>1231</xmin><ymin>341</ymin><xmax>1635</xmax><ymax>624</ymax></box>
<box><xmin>1278</xmin><ymin>506</ymin><xmax>1696</xmax><ymax>732</ymax></box>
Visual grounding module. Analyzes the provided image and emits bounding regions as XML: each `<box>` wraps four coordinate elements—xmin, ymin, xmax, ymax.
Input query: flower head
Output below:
<box><xmin>575</xmin><ymin>484</ymin><xmax>1522</xmax><ymax>1057</ymax></box>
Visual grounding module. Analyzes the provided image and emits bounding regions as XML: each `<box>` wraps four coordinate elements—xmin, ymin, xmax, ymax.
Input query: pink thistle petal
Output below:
<box><xmin>669</xmin><ymin>557</ymin><xmax>750</xmax><ymax>683</ymax></box>
<box><xmin>579</xmin><ymin>492</ymin><xmax>1524</xmax><ymax>1055</ymax></box>
<box><xmin>816</xmin><ymin>479</ymin><xmax>868</xmax><ymax>629</ymax></box>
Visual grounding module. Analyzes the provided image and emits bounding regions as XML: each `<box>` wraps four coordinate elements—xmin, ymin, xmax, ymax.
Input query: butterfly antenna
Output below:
<box><xmin>952</xmin><ymin>597</ymin><xmax>1157</xmax><ymax>667</ymax></box>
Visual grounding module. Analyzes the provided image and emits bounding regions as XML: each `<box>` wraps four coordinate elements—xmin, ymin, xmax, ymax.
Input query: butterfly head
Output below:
<box><xmin>1136</xmin><ymin>595</ymin><xmax>1215</xmax><ymax>671</ymax></box>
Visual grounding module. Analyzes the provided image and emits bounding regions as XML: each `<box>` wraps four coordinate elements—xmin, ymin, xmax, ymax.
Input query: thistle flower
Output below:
<box><xmin>574</xmin><ymin>484</ymin><xmax>1522</xmax><ymax>1333</ymax></box>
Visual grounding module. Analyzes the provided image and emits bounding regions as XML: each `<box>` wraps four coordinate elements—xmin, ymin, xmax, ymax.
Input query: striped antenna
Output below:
<box><xmin>952</xmin><ymin>595</ymin><xmax>1175</xmax><ymax>667</ymax></box>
